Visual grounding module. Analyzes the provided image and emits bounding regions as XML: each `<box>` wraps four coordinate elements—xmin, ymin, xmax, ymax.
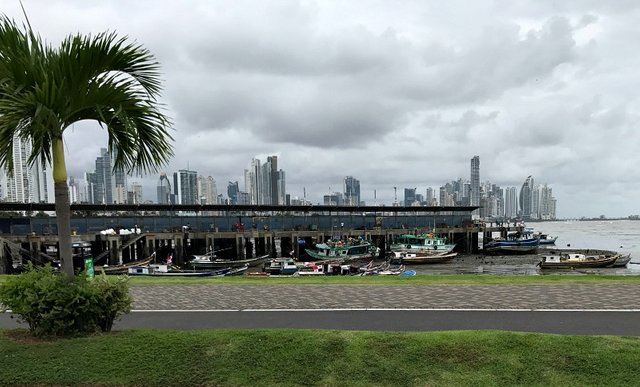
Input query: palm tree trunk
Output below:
<box><xmin>55</xmin><ymin>181</ymin><xmax>74</xmax><ymax>277</ymax></box>
<box><xmin>52</xmin><ymin>137</ymin><xmax>74</xmax><ymax>277</ymax></box>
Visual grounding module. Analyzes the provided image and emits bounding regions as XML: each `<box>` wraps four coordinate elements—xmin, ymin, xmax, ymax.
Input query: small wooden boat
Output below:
<box><xmin>538</xmin><ymin>252</ymin><xmax>620</xmax><ymax>269</ymax></box>
<box><xmin>263</xmin><ymin>258</ymin><xmax>299</xmax><ymax>275</ymax></box>
<box><xmin>127</xmin><ymin>264</ymin><xmax>229</xmax><ymax>277</ymax></box>
<box><xmin>388</xmin><ymin>250</ymin><xmax>457</xmax><ymax>264</ymax></box>
<box><xmin>95</xmin><ymin>253</ymin><xmax>156</xmax><ymax>275</ymax></box>
<box><xmin>610</xmin><ymin>254</ymin><xmax>632</xmax><ymax>267</ymax></box>
<box><xmin>188</xmin><ymin>253</ymin><xmax>271</xmax><ymax>269</ymax></box>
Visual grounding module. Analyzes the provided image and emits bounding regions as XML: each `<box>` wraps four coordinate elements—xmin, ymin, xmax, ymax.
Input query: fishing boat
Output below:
<box><xmin>305</xmin><ymin>238</ymin><xmax>379</xmax><ymax>263</ymax></box>
<box><xmin>263</xmin><ymin>257</ymin><xmax>299</xmax><ymax>275</ymax></box>
<box><xmin>523</xmin><ymin>227</ymin><xmax>557</xmax><ymax>245</ymax></box>
<box><xmin>483</xmin><ymin>232</ymin><xmax>540</xmax><ymax>254</ymax></box>
<box><xmin>609</xmin><ymin>253</ymin><xmax>631</xmax><ymax>267</ymax></box>
<box><xmin>127</xmin><ymin>264</ymin><xmax>228</xmax><ymax>277</ymax></box>
<box><xmin>96</xmin><ymin>253</ymin><xmax>157</xmax><ymax>275</ymax></box>
<box><xmin>188</xmin><ymin>253</ymin><xmax>270</xmax><ymax>269</ymax></box>
<box><xmin>538</xmin><ymin>251</ymin><xmax>620</xmax><ymax>269</ymax></box>
<box><xmin>388</xmin><ymin>250</ymin><xmax>458</xmax><ymax>264</ymax></box>
<box><xmin>389</xmin><ymin>233</ymin><xmax>456</xmax><ymax>254</ymax></box>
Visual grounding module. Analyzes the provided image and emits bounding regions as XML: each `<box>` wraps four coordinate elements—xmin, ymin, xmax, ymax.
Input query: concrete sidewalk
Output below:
<box><xmin>131</xmin><ymin>283</ymin><xmax>640</xmax><ymax>311</ymax></box>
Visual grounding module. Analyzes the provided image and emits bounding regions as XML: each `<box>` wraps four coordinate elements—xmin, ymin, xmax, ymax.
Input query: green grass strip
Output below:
<box><xmin>1</xmin><ymin>329</ymin><xmax>639</xmax><ymax>386</ymax></box>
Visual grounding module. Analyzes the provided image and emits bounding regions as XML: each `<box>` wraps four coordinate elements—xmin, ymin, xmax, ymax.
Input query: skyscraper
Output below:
<box><xmin>173</xmin><ymin>169</ymin><xmax>198</xmax><ymax>205</ymax></box>
<box><xmin>157</xmin><ymin>172</ymin><xmax>172</xmax><ymax>204</ymax></box>
<box><xmin>470</xmin><ymin>156</ymin><xmax>480</xmax><ymax>212</ymax></box>
<box><xmin>227</xmin><ymin>181</ymin><xmax>239</xmax><ymax>204</ymax></box>
<box><xmin>5</xmin><ymin>134</ymin><xmax>53</xmax><ymax>203</ymax></box>
<box><xmin>343</xmin><ymin>176</ymin><xmax>360</xmax><ymax>206</ymax></box>
<box><xmin>404</xmin><ymin>187</ymin><xmax>416</xmax><ymax>206</ymax></box>
<box><xmin>504</xmin><ymin>187</ymin><xmax>518</xmax><ymax>218</ymax></box>
<box><xmin>519</xmin><ymin>176</ymin><xmax>534</xmax><ymax>220</ymax></box>
<box><xmin>197</xmin><ymin>175</ymin><xmax>217</xmax><ymax>204</ymax></box>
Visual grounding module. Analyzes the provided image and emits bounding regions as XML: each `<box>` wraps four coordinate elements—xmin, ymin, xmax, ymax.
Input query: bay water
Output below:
<box><xmin>409</xmin><ymin>219</ymin><xmax>640</xmax><ymax>276</ymax></box>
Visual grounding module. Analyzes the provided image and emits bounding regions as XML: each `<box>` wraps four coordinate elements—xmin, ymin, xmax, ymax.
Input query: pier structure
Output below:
<box><xmin>0</xmin><ymin>203</ymin><xmax>523</xmax><ymax>273</ymax></box>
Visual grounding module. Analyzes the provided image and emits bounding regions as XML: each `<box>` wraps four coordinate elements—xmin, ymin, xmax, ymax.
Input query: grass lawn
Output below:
<box><xmin>1</xmin><ymin>328</ymin><xmax>639</xmax><ymax>386</ymax></box>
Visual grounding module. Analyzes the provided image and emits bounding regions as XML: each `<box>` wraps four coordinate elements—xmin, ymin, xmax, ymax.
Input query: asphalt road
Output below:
<box><xmin>2</xmin><ymin>310</ymin><xmax>640</xmax><ymax>336</ymax></box>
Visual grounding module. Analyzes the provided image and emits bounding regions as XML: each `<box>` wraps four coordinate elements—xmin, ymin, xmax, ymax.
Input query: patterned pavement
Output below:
<box><xmin>131</xmin><ymin>284</ymin><xmax>640</xmax><ymax>310</ymax></box>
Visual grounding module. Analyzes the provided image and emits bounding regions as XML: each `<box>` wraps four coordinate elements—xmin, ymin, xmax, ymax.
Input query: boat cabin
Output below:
<box><xmin>128</xmin><ymin>264</ymin><xmax>170</xmax><ymax>275</ymax></box>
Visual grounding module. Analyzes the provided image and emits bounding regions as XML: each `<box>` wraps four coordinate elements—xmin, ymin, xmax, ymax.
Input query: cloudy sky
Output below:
<box><xmin>3</xmin><ymin>1</ymin><xmax>640</xmax><ymax>218</ymax></box>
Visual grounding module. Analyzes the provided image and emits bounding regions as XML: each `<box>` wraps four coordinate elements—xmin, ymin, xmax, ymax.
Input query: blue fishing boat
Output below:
<box><xmin>483</xmin><ymin>233</ymin><xmax>540</xmax><ymax>254</ymax></box>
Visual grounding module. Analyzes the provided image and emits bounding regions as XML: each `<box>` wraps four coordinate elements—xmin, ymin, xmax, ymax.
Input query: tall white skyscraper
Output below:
<box><xmin>504</xmin><ymin>187</ymin><xmax>518</xmax><ymax>218</ymax></box>
<box><xmin>5</xmin><ymin>134</ymin><xmax>53</xmax><ymax>203</ymax></box>
<box><xmin>197</xmin><ymin>175</ymin><xmax>217</xmax><ymax>204</ymax></box>
<box><xmin>470</xmin><ymin>156</ymin><xmax>480</xmax><ymax>212</ymax></box>
<box><xmin>173</xmin><ymin>169</ymin><xmax>198</xmax><ymax>205</ymax></box>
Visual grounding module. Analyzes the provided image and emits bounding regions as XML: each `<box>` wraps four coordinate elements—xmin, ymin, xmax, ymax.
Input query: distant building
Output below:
<box><xmin>404</xmin><ymin>187</ymin><xmax>416</xmax><ymax>206</ymax></box>
<box><xmin>156</xmin><ymin>172</ymin><xmax>172</xmax><ymax>204</ymax></box>
<box><xmin>344</xmin><ymin>176</ymin><xmax>360</xmax><ymax>206</ymax></box>
<box><xmin>227</xmin><ymin>181</ymin><xmax>239</xmax><ymax>204</ymax></box>
<box><xmin>519</xmin><ymin>176</ymin><xmax>534</xmax><ymax>220</ymax></box>
<box><xmin>470</xmin><ymin>156</ymin><xmax>480</xmax><ymax>215</ymax></box>
<box><xmin>173</xmin><ymin>169</ymin><xmax>198</xmax><ymax>205</ymax></box>
<box><xmin>4</xmin><ymin>133</ymin><xmax>54</xmax><ymax>204</ymax></box>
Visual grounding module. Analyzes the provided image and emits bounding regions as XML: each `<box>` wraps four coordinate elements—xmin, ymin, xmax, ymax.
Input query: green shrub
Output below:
<box><xmin>0</xmin><ymin>263</ymin><xmax>132</xmax><ymax>337</ymax></box>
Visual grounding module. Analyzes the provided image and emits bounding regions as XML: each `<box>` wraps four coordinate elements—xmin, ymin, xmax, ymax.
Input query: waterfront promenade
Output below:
<box><xmin>132</xmin><ymin>283</ymin><xmax>640</xmax><ymax>310</ymax></box>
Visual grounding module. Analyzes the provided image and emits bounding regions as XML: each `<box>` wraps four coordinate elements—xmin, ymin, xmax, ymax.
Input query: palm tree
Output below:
<box><xmin>0</xmin><ymin>16</ymin><xmax>174</xmax><ymax>277</ymax></box>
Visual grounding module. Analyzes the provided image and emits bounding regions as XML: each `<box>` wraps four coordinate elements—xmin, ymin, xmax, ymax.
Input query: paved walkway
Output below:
<box><xmin>131</xmin><ymin>284</ymin><xmax>640</xmax><ymax>310</ymax></box>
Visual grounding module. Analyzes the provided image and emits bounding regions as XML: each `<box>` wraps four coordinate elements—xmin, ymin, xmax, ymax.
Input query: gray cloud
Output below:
<box><xmin>4</xmin><ymin>0</ymin><xmax>640</xmax><ymax>217</ymax></box>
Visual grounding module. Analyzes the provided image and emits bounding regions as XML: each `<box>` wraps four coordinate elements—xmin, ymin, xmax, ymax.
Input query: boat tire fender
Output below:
<box><xmin>406</xmin><ymin>245</ymin><xmax>411</xmax><ymax>249</ymax></box>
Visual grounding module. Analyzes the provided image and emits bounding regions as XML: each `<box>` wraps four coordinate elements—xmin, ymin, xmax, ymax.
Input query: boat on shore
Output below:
<box><xmin>188</xmin><ymin>253</ymin><xmax>270</xmax><ymax>269</ymax></box>
<box><xmin>95</xmin><ymin>253</ymin><xmax>156</xmax><ymax>275</ymax></box>
<box><xmin>305</xmin><ymin>238</ymin><xmax>379</xmax><ymax>263</ymax></box>
<box><xmin>127</xmin><ymin>264</ymin><xmax>229</xmax><ymax>276</ymax></box>
<box><xmin>388</xmin><ymin>250</ymin><xmax>458</xmax><ymax>264</ymax></box>
<box><xmin>610</xmin><ymin>253</ymin><xmax>632</xmax><ymax>267</ymax></box>
<box><xmin>389</xmin><ymin>233</ymin><xmax>456</xmax><ymax>254</ymax></box>
<box><xmin>538</xmin><ymin>251</ymin><xmax>620</xmax><ymax>269</ymax></box>
<box><xmin>483</xmin><ymin>232</ymin><xmax>540</xmax><ymax>255</ymax></box>
<box><xmin>263</xmin><ymin>257</ymin><xmax>299</xmax><ymax>275</ymax></box>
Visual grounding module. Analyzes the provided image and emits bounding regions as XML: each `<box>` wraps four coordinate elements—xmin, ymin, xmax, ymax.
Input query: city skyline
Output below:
<box><xmin>2</xmin><ymin>1</ymin><xmax>639</xmax><ymax>219</ymax></box>
<box><xmin>2</xmin><ymin>150</ymin><xmax>558</xmax><ymax>220</ymax></box>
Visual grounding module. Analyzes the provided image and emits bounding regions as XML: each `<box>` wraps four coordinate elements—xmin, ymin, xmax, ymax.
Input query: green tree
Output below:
<box><xmin>0</xmin><ymin>16</ymin><xmax>173</xmax><ymax>277</ymax></box>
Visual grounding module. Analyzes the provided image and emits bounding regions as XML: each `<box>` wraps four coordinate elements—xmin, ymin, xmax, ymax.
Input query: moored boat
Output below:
<box><xmin>609</xmin><ymin>253</ymin><xmax>631</xmax><ymax>267</ymax></box>
<box><xmin>127</xmin><ymin>264</ymin><xmax>228</xmax><ymax>276</ymax></box>
<box><xmin>389</xmin><ymin>233</ymin><xmax>456</xmax><ymax>254</ymax></box>
<box><xmin>483</xmin><ymin>233</ymin><xmax>540</xmax><ymax>255</ymax></box>
<box><xmin>188</xmin><ymin>253</ymin><xmax>270</xmax><ymax>269</ymax></box>
<box><xmin>305</xmin><ymin>238</ymin><xmax>379</xmax><ymax>263</ymax></box>
<box><xmin>388</xmin><ymin>250</ymin><xmax>457</xmax><ymax>264</ymax></box>
<box><xmin>538</xmin><ymin>252</ymin><xmax>620</xmax><ymax>269</ymax></box>
<box><xmin>263</xmin><ymin>257</ymin><xmax>299</xmax><ymax>275</ymax></box>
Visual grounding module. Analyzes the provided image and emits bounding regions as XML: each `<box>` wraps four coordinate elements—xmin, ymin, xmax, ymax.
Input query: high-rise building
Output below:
<box><xmin>404</xmin><ymin>187</ymin><xmax>416</xmax><ymax>206</ymax></box>
<box><xmin>227</xmin><ymin>181</ymin><xmax>239</xmax><ymax>204</ymax></box>
<box><xmin>197</xmin><ymin>175</ymin><xmax>217</xmax><ymax>205</ymax></box>
<box><xmin>245</xmin><ymin>158</ymin><xmax>262</xmax><ymax>204</ymax></box>
<box><xmin>5</xmin><ymin>134</ymin><xmax>54</xmax><ymax>203</ymax></box>
<box><xmin>504</xmin><ymin>187</ymin><xmax>518</xmax><ymax>218</ymax></box>
<box><xmin>344</xmin><ymin>176</ymin><xmax>360</xmax><ymax>206</ymax></box>
<box><xmin>156</xmin><ymin>172</ymin><xmax>172</xmax><ymax>204</ymax></box>
<box><xmin>470</xmin><ymin>156</ymin><xmax>480</xmax><ymax>213</ymax></box>
<box><xmin>425</xmin><ymin>187</ymin><xmax>436</xmax><ymax>206</ymax></box>
<box><xmin>173</xmin><ymin>169</ymin><xmax>198</xmax><ymax>205</ymax></box>
<box><xmin>519</xmin><ymin>176</ymin><xmax>534</xmax><ymax>220</ymax></box>
<box><xmin>130</xmin><ymin>182</ymin><xmax>143</xmax><ymax>204</ymax></box>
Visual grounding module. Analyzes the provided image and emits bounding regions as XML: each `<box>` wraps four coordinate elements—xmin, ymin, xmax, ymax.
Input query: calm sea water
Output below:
<box><xmin>408</xmin><ymin>219</ymin><xmax>640</xmax><ymax>276</ymax></box>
